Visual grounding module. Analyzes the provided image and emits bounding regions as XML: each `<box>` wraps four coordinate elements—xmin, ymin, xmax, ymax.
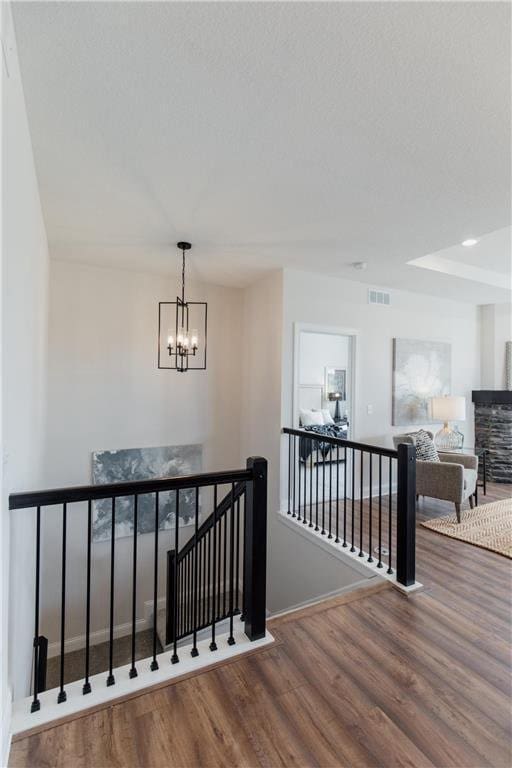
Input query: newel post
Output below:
<box><xmin>244</xmin><ymin>457</ymin><xmax>267</xmax><ymax>641</ymax></box>
<box><xmin>396</xmin><ymin>442</ymin><xmax>416</xmax><ymax>587</ymax></box>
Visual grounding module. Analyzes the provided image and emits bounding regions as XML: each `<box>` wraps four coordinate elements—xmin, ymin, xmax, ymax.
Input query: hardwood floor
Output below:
<box><xmin>10</xmin><ymin>484</ymin><xmax>512</xmax><ymax>768</ymax></box>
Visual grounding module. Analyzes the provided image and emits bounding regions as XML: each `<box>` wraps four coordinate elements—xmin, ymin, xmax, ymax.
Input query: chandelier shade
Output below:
<box><xmin>157</xmin><ymin>242</ymin><xmax>207</xmax><ymax>372</ymax></box>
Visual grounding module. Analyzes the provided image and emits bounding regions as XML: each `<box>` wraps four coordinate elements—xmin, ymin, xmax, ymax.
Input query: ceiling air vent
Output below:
<box><xmin>368</xmin><ymin>289</ymin><xmax>391</xmax><ymax>306</ymax></box>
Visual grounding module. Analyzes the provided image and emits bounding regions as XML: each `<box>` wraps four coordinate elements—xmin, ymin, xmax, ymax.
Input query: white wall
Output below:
<box><xmin>240</xmin><ymin>272</ymin><xmax>371</xmax><ymax>614</ymax></box>
<box><xmin>282</xmin><ymin>269</ymin><xmax>481</xmax><ymax>449</ymax></box>
<box><xmin>480</xmin><ymin>302</ymin><xmax>512</xmax><ymax>389</ymax></box>
<box><xmin>41</xmin><ymin>259</ymin><xmax>243</xmax><ymax>644</ymax></box>
<box><xmin>298</xmin><ymin>332</ymin><xmax>349</xmax><ymax>389</ymax></box>
<box><xmin>1</xmin><ymin>0</ymin><xmax>49</xmax><ymax>738</ymax></box>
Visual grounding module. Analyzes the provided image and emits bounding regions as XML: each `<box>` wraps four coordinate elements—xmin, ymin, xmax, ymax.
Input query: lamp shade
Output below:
<box><xmin>431</xmin><ymin>396</ymin><xmax>466</xmax><ymax>422</ymax></box>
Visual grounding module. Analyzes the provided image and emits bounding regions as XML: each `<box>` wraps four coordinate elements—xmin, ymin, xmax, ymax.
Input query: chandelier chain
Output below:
<box><xmin>181</xmin><ymin>247</ymin><xmax>186</xmax><ymax>305</ymax></box>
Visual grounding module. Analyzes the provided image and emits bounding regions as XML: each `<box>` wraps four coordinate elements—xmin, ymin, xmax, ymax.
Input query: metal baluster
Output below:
<box><xmin>292</xmin><ymin>437</ymin><xmax>296</xmax><ymax>517</ymax></box>
<box><xmin>288</xmin><ymin>435</ymin><xmax>292</xmax><ymax>514</ymax></box>
<box><xmin>106</xmin><ymin>499</ymin><xmax>116</xmax><ymax>686</ymax></box>
<box><xmin>31</xmin><ymin>507</ymin><xmax>42</xmax><ymax>712</ymax></box>
<box><xmin>189</xmin><ymin>551</ymin><xmax>193</xmax><ymax>633</ymax></box>
<box><xmin>328</xmin><ymin>454</ymin><xmax>333</xmax><ymax>538</ymax></box>
<box><xmin>58</xmin><ymin>503</ymin><xmax>68</xmax><ymax>702</ymax></box>
<box><xmin>182</xmin><ymin>553</ymin><xmax>190</xmax><ymax>635</ymax></box>
<box><xmin>240</xmin><ymin>486</ymin><xmax>247</xmax><ymax>621</ymax></box>
<box><xmin>151</xmin><ymin>493</ymin><xmax>159</xmax><ymax>670</ymax></box>
<box><xmin>171</xmin><ymin>490</ymin><xmax>180</xmax><ymax>664</ymax></box>
<box><xmin>297</xmin><ymin>441</ymin><xmax>302</xmax><ymax>523</ymax></box>
<box><xmin>350</xmin><ymin>449</ymin><xmax>356</xmax><ymax>552</ymax></box>
<box><xmin>217</xmin><ymin>512</ymin><xmax>222</xmax><ymax>620</ymax></box>
<box><xmin>309</xmin><ymin>440</ymin><xmax>313</xmax><ymax>527</ymax></box>
<box><xmin>206</xmin><ymin>529</ymin><xmax>211</xmax><ymax>627</ymax></box>
<box><xmin>343</xmin><ymin>446</ymin><xmax>347</xmax><ymax>547</ymax></box>
<box><xmin>315</xmin><ymin>442</ymin><xmax>319</xmax><ymax>531</ymax></box>
<box><xmin>210</xmin><ymin>485</ymin><xmax>218</xmax><ymax>651</ymax></box>
<box><xmin>192</xmin><ymin>487</ymin><xmax>199</xmax><ymax>656</ymax></box>
<box><xmin>235</xmin><ymin>496</ymin><xmax>240</xmax><ymax>612</ymax></box>
<box><xmin>182</xmin><ymin>558</ymin><xmax>185</xmax><ymax>637</ymax></box>
<box><xmin>359</xmin><ymin>452</ymin><xmax>364</xmax><ymax>556</ymax></box>
<box><xmin>183</xmin><ymin>556</ymin><xmax>187</xmax><ymax>636</ymax></box>
<box><xmin>368</xmin><ymin>457</ymin><xmax>374</xmax><ymax>563</ymax></box>
<box><xmin>83</xmin><ymin>500</ymin><xmax>92</xmax><ymax>694</ymax></box>
<box><xmin>303</xmin><ymin>442</ymin><xmax>308</xmax><ymax>525</ymax></box>
<box><xmin>377</xmin><ymin>456</ymin><xmax>383</xmax><ymax>568</ymax></box>
<box><xmin>335</xmin><ymin>445</ymin><xmax>340</xmax><ymax>543</ymax></box>
<box><xmin>228</xmin><ymin>483</ymin><xmax>236</xmax><ymax>645</ymax></box>
<box><xmin>129</xmin><ymin>495</ymin><xmax>138</xmax><ymax>678</ymax></box>
<box><xmin>188</xmin><ymin>552</ymin><xmax>192</xmax><ymax>634</ymax></box>
<box><xmin>223</xmin><ymin>501</ymin><xmax>228</xmax><ymax>615</ymax></box>
<box><xmin>388</xmin><ymin>459</ymin><xmax>393</xmax><ymax>574</ymax></box>
<box><xmin>200</xmin><ymin>536</ymin><xmax>204</xmax><ymax>628</ymax></box>
<box><xmin>321</xmin><ymin>450</ymin><xmax>326</xmax><ymax>535</ymax></box>
<box><xmin>182</xmin><ymin>558</ymin><xmax>186</xmax><ymax>636</ymax></box>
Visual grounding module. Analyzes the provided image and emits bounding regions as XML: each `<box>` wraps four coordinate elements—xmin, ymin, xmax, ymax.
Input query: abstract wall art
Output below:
<box><xmin>92</xmin><ymin>444</ymin><xmax>202</xmax><ymax>541</ymax></box>
<box><xmin>392</xmin><ymin>339</ymin><xmax>451</xmax><ymax>426</ymax></box>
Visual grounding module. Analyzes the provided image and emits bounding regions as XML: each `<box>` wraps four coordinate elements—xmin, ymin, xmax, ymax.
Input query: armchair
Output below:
<box><xmin>393</xmin><ymin>432</ymin><xmax>478</xmax><ymax>523</ymax></box>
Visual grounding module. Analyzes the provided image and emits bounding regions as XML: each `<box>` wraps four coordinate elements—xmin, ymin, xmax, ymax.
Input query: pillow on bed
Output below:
<box><xmin>320</xmin><ymin>409</ymin><xmax>335</xmax><ymax>425</ymax></box>
<box><xmin>300</xmin><ymin>408</ymin><xmax>324</xmax><ymax>427</ymax></box>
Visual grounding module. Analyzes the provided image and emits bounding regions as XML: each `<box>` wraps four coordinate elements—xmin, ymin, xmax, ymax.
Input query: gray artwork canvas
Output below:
<box><xmin>92</xmin><ymin>444</ymin><xmax>202</xmax><ymax>541</ymax></box>
<box><xmin>392</xmin><ymin>339</ymin><xmax>451</xmax><ymax>426</ymax></box>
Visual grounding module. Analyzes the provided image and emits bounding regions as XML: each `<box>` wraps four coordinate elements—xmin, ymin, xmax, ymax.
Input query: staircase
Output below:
<box><xmin>8</xmin><ymin>457</ymin><xmax>271</xmax><ymax>736</ymax></box>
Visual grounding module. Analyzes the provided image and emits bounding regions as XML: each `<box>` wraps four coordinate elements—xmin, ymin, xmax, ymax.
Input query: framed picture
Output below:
<box><xmin>325</xmin><ymin>368</ymin><xmax>346</xmax><ymax>399</ymax></box>
<box><xmin>392</xmin><ymin>338</ymin><xmax>451</xmax><ymax>426</ymax></box>
<box><xmin>91</xmin><ymin>444</ymin><xmax>202</xmax><ymax>541</ymax></box>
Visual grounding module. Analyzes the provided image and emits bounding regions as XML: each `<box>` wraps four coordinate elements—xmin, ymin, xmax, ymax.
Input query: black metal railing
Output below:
<box><xmin>165</xmin><ymin>480</ymin><xmax>246</xmax><ymax>649</ymax></box>
<box><xmin>9</xmin><ymin>457</ymin><xmax>267</xmax><ymax>714</ymax></box>
<box><xmin>282</xmin><ymin>428</ymin><xmax>416</xmax><ymax>587</ymax></box>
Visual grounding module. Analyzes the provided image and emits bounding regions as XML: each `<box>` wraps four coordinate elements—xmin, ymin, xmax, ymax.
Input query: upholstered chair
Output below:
<box><xmin>392</xmin><ymin>431</ymin><xmax>478</xmax><ymax>523</ymax></box>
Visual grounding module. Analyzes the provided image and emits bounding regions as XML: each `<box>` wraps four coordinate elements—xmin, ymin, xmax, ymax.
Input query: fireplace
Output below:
<box><xmin>472</xmin><ymin>391</ymin><xmax>512</xmax><ymax>483</ymax></box>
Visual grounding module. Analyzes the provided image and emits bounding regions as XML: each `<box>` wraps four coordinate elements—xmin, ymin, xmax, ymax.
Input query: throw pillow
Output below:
<box><xmin>414</xmin><ymin>429</ymin><xmax>440</xmax><ymax>462</ymax></box>
<box><xmin>320</xmin><ymin>409</ymin><xmax>335</xmax><ymax>425</ymax></box>
<box><xmin>300</xmin><ymin>409</ymin><xmax>324</xmax><ymax>427</ymax></box>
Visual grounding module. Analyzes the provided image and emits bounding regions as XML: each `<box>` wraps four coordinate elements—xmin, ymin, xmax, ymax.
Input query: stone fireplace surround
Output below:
<box><xmin>472</xmin><ymin>391</ymin><xmax>512</xmax><ymax>483</ymax></box>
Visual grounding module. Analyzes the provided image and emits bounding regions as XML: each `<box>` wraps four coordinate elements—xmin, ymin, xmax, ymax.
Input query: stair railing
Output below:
<box><xmin>9</xmin><ymin>457</ymin><xmax>267</xmax><ymax>715</ymax></box>
<box><xmin>166</xmin><ymin>480</ymin><xmax>246</xmax><ymax>647</ymax></box>
<box><xmin>282</xmin><ymin>428</ymin><xmax>416</xmax><ymax>588</ymax></box>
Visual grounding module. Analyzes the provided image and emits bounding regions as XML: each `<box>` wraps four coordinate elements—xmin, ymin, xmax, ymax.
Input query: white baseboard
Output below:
<box><xmin>48</xmin><ymin>576</ymin><xmax>245</xmax><ymax>658</ymax></box>
<box><xmin>47</xmin><ymin>616</ymin><xmax>150</xmax><ymax>658</ymax></box>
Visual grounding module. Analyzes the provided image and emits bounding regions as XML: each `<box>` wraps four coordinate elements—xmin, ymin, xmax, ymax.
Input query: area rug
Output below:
<box><xmin>421</xmin><ymin>498</ymin><xmax>512</xmax><ymax>559</ymax></box>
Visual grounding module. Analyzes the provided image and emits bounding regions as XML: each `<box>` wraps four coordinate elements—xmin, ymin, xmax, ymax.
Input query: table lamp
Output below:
<box><xmin>430</xmin><ymin>395</ymin><xmax>466</xmax><ymax>450</ymax></box>
<box><xmin>328</xmin><ymin>392</ymin><xmax>343</xmax><ymax>422</ymax></box>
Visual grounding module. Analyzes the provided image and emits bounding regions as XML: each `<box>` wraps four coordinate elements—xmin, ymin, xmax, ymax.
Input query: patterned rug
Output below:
<box><xmin>421</xmin><ymin>498</ymin><xmax>512</xmax><ymax>559</ymax></box>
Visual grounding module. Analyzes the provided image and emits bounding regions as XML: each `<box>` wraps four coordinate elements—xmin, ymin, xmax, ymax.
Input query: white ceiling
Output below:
<box><xmin>12</xmin><ymin>1</ymin><xmax>512</xmax><ymax>303</ymax></box>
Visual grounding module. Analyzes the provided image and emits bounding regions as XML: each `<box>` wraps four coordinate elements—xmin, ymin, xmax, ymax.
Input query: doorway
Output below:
<box><xmin>294</xmin><ymin>325</ymin><xmax>356</xmax><ymax>438</ymax></box>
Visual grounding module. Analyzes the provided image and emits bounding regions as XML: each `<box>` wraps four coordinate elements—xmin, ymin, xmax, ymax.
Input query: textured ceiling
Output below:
<box><xmin>12</xmin><ymin>1</ymin><xmax>511</xmax><ymax>302</ymax></box>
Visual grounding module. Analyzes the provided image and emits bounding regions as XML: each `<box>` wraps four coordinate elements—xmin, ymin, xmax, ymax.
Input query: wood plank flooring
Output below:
<box><xmin>9</xmin><ymin>483</ymin><xmax>512</xmax><ymax>768</ymax></box>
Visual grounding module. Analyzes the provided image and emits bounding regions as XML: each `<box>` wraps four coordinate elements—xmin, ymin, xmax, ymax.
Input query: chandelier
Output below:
<box><xmin>158</xmin><ymin>242</ymin><xmax>207</xmax><ymax>372</ymax></box>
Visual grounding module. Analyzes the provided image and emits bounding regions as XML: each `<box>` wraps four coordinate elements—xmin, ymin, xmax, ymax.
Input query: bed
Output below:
<box><xmin>298</xmin><ymin>422</ymin><xmax>349</xmax><ymax>464</ymax></box>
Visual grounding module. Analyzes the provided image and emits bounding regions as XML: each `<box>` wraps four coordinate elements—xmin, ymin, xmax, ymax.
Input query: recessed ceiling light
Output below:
<box><xmin>462</xmin><ymin>238</ymin><xmax>478</xmax><ymax>247</ymax></box>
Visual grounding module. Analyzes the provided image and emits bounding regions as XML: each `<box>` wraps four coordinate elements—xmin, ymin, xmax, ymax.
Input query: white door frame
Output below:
<box><xmin>292</xmin><ymin>322</ymin><xmax>359</xmax><ymax>440</ymax></box>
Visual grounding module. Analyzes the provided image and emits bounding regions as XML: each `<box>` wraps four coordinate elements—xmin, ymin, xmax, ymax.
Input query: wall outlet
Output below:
<box><xmin>367</xmin><ymin>404</ymin><xmax>373</xmax><ymax>415</ymax></box>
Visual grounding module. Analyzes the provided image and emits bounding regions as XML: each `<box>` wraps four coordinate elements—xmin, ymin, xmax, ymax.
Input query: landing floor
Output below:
<box><xmin>10</xmin><ymin>484</ymin><xmax>512</xmax><ymax>767</ymax></box>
